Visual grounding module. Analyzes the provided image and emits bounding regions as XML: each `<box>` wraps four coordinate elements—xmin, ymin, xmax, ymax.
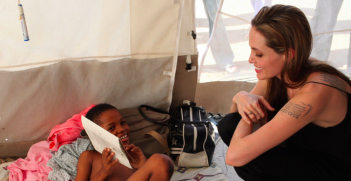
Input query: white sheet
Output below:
<box><xmin>0</xmin><ymin>162</ymin><xmax>11</xmax><ymax>181</ymax></box>
<box><xmin>170</xmin><ymin>133</ymin><xmax>243</xmax><ymax>181</ymax></box>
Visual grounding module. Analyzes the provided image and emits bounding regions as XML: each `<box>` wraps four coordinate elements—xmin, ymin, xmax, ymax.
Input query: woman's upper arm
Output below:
<box><xmin>226</xmin><ymin>90</ymin><xmax>327</xmax><ymax>166</ymax></box>
<box><xmin>75</xmin><ymin>151</ymin><xmax>93</xmax><ymax>181</ymax></box>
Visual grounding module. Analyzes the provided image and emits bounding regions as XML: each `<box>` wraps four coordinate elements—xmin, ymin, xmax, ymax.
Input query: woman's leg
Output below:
<box><xmin>218</xmin><ymin>113</ymin><xmax>341</xmax><ymax>181</ymax></box>
<box><xmin>217</xmin><ymin>113</ymin><xmax>242</xmax><ymax>146</ymax></box>
<box><xmin>127</xmin><ymin>154</ymin><xmax>174</xmax><ymax>181</ymax></box>
<box><xmin>234</xmin><ymin>147</ymin><xmax>339</xmax><ymax>181</ymax></box>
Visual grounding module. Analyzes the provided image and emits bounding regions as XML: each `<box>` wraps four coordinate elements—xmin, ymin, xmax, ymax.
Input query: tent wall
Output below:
<box><xmin>0</xmin><ymin>55</ymin><xmax>199</xmax><ymax>158</ymax></box>
<box><xmin>195</xmin><ymin>81</ymin><xmax>255</xmax><ymax>114</ymax></box>
<box><xmin>170</xmin><ymin>55</ymin><xmax>198</xmax><ymax>111</ymax></box>
<box><xmin>171</xmin><ymin>0</ymin><xmax>198</xmax><ymax>111</ymax></box>
<box><xmin>0</xmin><ymin>0</ymin><xmax>198</xmax><ymax>158</ymax></box>
<box><xmin>0</xmin><ymin>58</ymin><xmax>174</xmax><ymax>157</ymax></box>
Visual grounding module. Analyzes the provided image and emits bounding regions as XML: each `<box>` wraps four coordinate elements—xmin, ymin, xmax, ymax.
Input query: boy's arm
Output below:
<box><xmin>75</xmin><ymin>150</ymin><xmax>112</xmax><ymax>181</ymax></box>
<box><xmin>75</xmin><ymin>151</ymin><xmax>94</xmax><ymax>181</ymax></box>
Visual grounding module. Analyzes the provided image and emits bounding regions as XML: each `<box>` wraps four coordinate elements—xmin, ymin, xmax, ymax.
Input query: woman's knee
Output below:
<box><xmin>234</xmin><ymin>163</ymin><xmax>279</xmax><ymax>181</ymax></box>
<box><xmin>234</xmin><ymin>147</ymin><xmax>287</xmax><ymax>181</ymax></box>
<box><xmin>218</xmin><ymin>113</ymin><xmax>241</xmax><ymax>133</ymax></box>
<box><xmin>218</xmin><ymin>113</ymin><xmax>241</xmax><ymax>145</ymax></box>
<box><xmin>234</xmin><ymin>164</ymin><xmax>253</xmax><ymax>180</ymax></box>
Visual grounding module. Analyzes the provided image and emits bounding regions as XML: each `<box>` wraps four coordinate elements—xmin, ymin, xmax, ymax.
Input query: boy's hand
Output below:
<box><xmin>100</xmin><ymin>148</ymin><xmax>119</xmax><ymax>177</ymax></box>
<box><xmin>124</xmin><ymin>144</ymin><xmax>146</xmax><ymax>169</ymax></box>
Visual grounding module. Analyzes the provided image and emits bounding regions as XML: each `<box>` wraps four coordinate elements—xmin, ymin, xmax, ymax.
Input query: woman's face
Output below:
<box><xmin>248</xmin><ymin>27</ymin><xmax>286</xmax><ymax>80</ymax></box>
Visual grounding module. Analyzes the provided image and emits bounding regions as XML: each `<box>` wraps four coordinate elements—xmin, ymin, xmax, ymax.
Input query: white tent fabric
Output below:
<box><xmin>197</xmin><ymin>0</ymin><xmax>351</xmax><ymax>83</ymax></box>
<box><xmin>0</xmin><ymin>0</ymin><xmax>201</xmax><ymax>157</ymax></box>
<box><xmin>179</xmin><ymin>0</ymin><xmax>198</xmax><ymax>56</ymax></box>
<box><xmin>0</xmin><ymin>0</ymin><xmax>185</xmax><ymax>69</ymax></box>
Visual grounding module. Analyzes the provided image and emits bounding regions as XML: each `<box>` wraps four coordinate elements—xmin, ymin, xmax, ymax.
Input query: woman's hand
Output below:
<box><xmin>233</xmin><ymin>91</ymin><xmax>275</xmax><ymax>124</ymax></box>
<box><xmin>124</xmin><ymin>144</ymin><xmax>147</xmax><ymax>169</ymax></box>
<box><xmin>99</xmin><ymin>148</ymin><xmax>119</xmax><ymax>178</ymax></box>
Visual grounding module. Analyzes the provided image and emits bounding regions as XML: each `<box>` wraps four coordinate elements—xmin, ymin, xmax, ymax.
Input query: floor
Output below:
<box><xmin>213</xmin><ymin>137</ymin><xmax>244</xmax><ymax>181</ymax></box>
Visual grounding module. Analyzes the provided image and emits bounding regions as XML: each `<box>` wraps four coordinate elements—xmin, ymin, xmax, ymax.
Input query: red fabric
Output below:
<box><xmin>47</xmin><ymin>105</ymin><xmax>95</xmax><ymax>151</ymax></box>
<box><xmin>8</xmin><ymin>141</ymin><xmax>53</xmax><ymax>181</ymax></box>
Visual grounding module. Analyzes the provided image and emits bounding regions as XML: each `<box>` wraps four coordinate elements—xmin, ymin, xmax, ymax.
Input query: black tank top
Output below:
<box><xmin>286</xmin><ymin>81</ymin><xmax>351</xmax><ymax>174</ymax></box>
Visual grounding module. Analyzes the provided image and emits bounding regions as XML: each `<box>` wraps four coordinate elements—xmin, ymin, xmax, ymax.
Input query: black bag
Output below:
<box><xmin>207</xmin><ymin>113</ymin><xmax>227</xmax><ymax>126</ymax></box>
<box><xmin>138</xmin><ymin>101</ymin><xmax>216</xmax><ymax>167</ymax></box>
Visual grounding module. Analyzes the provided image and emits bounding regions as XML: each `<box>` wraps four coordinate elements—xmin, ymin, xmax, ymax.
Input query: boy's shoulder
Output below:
<box><xmin>80</xmin><ymin>150</ymin><xmax>101</xmax><ymax>161</ymax></box>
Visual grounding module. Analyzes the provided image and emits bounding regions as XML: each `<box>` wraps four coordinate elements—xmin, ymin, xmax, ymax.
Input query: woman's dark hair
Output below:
<box><xmin>85</xmin><ymin>103</ymin><xmax>117</xmax><ymax>124</ymax></box>
<box><xmin>251</xmin><ymin>5</ymin><xmax>351</xmax><ymax>120</ymax></box>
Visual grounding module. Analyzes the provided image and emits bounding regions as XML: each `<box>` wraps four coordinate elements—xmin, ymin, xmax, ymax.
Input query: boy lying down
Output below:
<box><xmin>75</xmin><ymin>103</ymin><xmax>174</xmax><ymax>181</ymax></box>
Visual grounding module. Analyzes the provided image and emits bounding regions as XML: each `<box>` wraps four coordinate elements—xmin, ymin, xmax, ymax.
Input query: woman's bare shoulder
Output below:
<box><xmin>303</xmin><ymin>72</ymin><xmax>351</xmax><ymax>95</ymax></box>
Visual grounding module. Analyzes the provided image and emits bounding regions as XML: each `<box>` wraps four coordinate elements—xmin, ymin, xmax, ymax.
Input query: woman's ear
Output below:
<box><xmin>287</xmin><ymin>48</ymin><xmax>295</xmax><ymax>61</ymax></box>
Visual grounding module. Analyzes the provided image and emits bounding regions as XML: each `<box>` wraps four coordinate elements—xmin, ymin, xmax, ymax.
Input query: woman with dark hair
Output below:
<box><xmin>218</xmin><ymin>4</ymin><xmax>351</xmax><ymax>180</ymax></box>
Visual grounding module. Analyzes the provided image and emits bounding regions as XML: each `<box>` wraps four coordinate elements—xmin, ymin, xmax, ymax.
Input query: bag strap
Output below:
<box><xmin>138</xmin><ymin>105</ymin><xmax>171</xmax><ymax>127</ymax></box>
<box><xmin>146</xmin><ymin>130</ymin><xmax>171</xmax><ymax>156</ymax></box>
<box><xmin>139</xmin><ymin>105</ymin><xmax>211</xmax><ymax>126</ymax></box>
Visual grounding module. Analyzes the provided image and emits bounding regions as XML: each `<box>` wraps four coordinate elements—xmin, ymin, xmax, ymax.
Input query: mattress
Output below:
<box><xmin>0</xmin><ymin>136</ymin><xmax>244</xmax><ymax>181</ymax></box>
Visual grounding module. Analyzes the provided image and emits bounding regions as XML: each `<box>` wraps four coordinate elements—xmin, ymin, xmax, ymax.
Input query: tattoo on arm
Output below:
<box><xmin>280</xmin><ymin>102</ymin><xmax>313</xmax><ymax>119</ymax></box>
<box><xmin>320</xmin><ymin>73</ymin><xmax>347</xmax><ymax>97</ymax></box>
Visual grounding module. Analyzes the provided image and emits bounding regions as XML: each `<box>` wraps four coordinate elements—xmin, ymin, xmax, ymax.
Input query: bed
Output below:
<box><xmin>0</xmin><ymin>137</ymin><xmax>243</xmax><ymax>181</ymax></box>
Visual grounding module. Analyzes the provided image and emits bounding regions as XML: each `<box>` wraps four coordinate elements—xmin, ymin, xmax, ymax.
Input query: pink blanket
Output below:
<box><xmin>8</xmin><ymin>141</ymin><xmax>53</xmax><ymax>181</ymax></box>
<box><xmin>47</xmin><ymin>105</ymin><xmax>95</xmax><ymax>151</ymax></box>
<box><xmin>7</xmin><ymin>105</ymin><xmax>95</xmax><ymax>181</ymax></box>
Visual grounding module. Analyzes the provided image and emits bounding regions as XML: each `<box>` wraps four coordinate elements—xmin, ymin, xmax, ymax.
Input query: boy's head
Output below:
<box><xmin>85</xmin><ymin>103</ymin><xmax>130</xmax><ymax>145</ymax></box>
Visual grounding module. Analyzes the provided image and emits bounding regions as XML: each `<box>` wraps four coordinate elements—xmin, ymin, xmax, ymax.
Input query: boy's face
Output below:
<box><xmin>98</xmin><ymin>109</ymin><xmax>130</xmax><ymax>146</ymax></box>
